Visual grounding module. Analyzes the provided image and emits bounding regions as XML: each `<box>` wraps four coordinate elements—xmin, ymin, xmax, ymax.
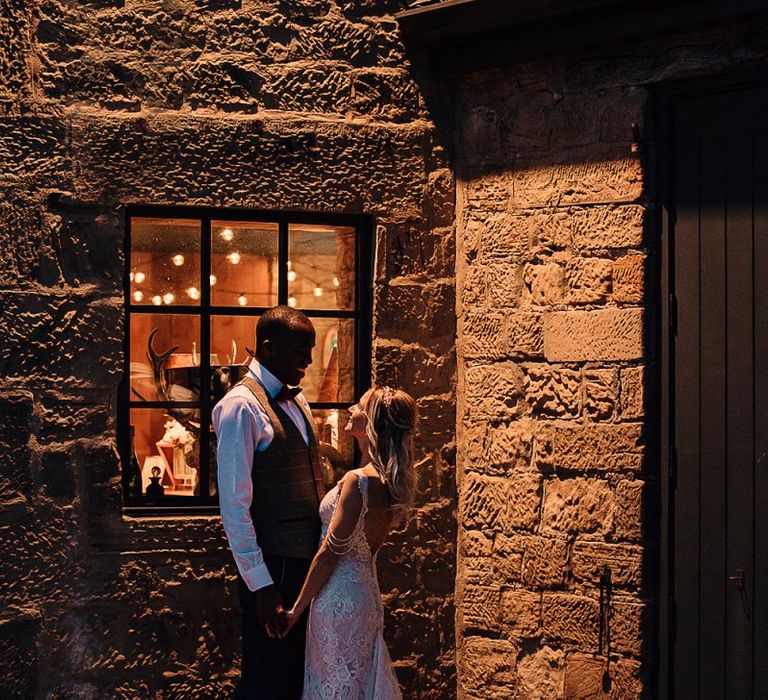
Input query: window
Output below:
<box><xmin>120</xmin><ymin>206</ymin><xmax>373</xmax><ymax>513</ymax></box>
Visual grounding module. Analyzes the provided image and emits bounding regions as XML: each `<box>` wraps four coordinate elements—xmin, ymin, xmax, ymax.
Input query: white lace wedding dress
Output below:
<box><xmin>302</xmin><ymin>471</ymin><xmax>402</xmax><ymax>699</ymax></box>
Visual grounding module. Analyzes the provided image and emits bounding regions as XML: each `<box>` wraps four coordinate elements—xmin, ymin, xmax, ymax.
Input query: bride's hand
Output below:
<box><xmin>279</xmin><ymin>608</ymin><xmax>300</xmax><ymax>638</ymax></box>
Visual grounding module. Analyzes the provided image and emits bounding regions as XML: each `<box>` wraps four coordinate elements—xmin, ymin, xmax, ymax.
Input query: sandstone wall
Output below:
<box><xmin>453</xmin><ymin>17</ymin><xmax>768</xmax><ymax>699</ymax></box>
<box><xmin>0</xmin><ymin>2</ymin><xmax>456</xmax><ymax>697</ymax></box>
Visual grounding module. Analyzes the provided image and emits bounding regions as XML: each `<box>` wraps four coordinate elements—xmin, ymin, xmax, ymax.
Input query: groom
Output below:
<box><xmin>214</xmin><ymin>306</ymin><xmax>324</xmax><ymax>699</ymax></box>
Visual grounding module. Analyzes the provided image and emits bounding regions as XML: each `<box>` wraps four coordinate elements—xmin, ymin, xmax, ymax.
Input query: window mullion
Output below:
<box><xmin>199</xmin><ymin>217</ymin><xmax>212</xmax><ymax>498</ymax></box>
<box><xmin>278</xmin><ymin>221</ymin><xmax>288</xmax><ymax>304</ymax></box>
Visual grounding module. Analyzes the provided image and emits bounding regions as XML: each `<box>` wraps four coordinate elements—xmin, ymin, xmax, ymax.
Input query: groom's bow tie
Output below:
<box><xmin>275</xmin><ymin>385</ymin><xmax>302</xmax><ymax>401</ymax></box>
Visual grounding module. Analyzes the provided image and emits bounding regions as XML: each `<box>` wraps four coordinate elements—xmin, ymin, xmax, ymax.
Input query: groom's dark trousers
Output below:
<box><xmin>235</xmin><ymin>554</ymin><xmax>312</xmax><ymax>700</ymax></box>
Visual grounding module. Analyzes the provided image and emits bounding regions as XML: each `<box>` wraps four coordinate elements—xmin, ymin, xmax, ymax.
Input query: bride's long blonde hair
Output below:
<box><xmin>363</xmin><ymin>386</ymin><xmax>418</xmax><ymax>514</ymax></box>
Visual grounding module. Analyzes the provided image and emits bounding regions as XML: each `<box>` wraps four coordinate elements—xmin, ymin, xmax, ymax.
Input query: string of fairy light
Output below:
<box><xmin>130</xmin><ymin>226</ymin><xmax>341</xmax><ymax>307</ymax></box>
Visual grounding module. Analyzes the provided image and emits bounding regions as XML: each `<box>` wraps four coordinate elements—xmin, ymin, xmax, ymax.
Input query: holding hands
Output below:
<box><xmin>280</xmin><ymin>608</ymin><xmax>301</xmax><ymax>638</ymax></box>
<box><xmin>254</xmin><ymin>584</ymin><xmax>287</xmax><ymax>638</ymax></box>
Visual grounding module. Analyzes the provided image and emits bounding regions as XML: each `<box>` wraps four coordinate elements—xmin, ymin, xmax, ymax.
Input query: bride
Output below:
<box><xmin>281</xmin><ymin>385</ymin><xmax>418</xmax><ymax>699</ymax></box>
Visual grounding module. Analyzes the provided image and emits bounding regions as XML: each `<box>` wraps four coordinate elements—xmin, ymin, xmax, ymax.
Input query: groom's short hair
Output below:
<box><xmin>256</xmin><ymin>306</ymin><xmax>313</xmax><ymax>353</ymax></box>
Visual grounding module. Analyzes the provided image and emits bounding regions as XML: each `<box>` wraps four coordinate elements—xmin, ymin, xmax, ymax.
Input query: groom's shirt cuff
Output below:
<box><xmin>239</xmin><ymin>558</ymin><xmax>275</xmax><ymax>592</ymax></box>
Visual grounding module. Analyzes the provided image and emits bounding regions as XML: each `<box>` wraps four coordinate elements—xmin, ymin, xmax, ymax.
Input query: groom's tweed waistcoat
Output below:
<box><xmin>237</xmin><ymin>377</ymin><xmax>323</xmax><ymax>560</ymax></box>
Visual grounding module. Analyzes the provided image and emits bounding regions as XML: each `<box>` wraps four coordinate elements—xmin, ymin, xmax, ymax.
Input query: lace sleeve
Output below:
<box><xmin>324</xmin><ymin>473</ymin><xmax>367</xmax><ymax>556</ymax></box>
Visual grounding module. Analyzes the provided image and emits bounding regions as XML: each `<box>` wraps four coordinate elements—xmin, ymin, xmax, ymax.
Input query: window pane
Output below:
<box><xmin>130</xmin><ymin>218</ymin><xmax>201</xmax><ymax>307</ymax></box>
<box><xmin>302</xmin><ymin>317</ymin><xmax>355</xmax><ymax>403</ymax></box>
<box><xmin>312</xmin><ymin>408</ymin><xmax>356</xmax><ymax>489</ymax></box>
<box><xmin>288</xmin><ymin>225</ymin><xmax>355</xmax><ymax>311</ymax></box>
<box><xmin>130</xmin><ymin>314</ymin><xmax>201</xmax><ymax>402</ymax></box>
<box><xmin>210</xmin><ymin>315</ymin><xmax>255</xmax><ymax>404</ymax></box>
<box><xmin>211</xmin><ymin>221</ymin><xmax>278</xmax><ymax>307</ymax></box>
<box><xmin>129</xmin><ymin>408</ymin><xmax>199</xmax><ymax>497</ymax></box>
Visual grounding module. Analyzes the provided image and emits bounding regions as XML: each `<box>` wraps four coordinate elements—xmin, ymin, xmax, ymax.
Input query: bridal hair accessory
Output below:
<box><xmin>381</xmin><ymin>385</ymin><xmax>394</xmax><ymax>408</ymax></box>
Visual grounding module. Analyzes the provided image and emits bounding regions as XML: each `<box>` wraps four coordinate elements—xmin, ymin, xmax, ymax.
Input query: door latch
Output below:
<box><xmin>729</xmin><ymin>569</ymin><xmax>745</xmax><ymax>592</ymax></box>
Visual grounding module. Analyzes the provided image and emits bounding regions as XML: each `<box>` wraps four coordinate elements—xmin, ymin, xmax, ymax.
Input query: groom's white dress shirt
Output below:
<box><xmin>213</xmin><ymin>359</ymin><xmax>311</xmax><ymax>592</ymax></box>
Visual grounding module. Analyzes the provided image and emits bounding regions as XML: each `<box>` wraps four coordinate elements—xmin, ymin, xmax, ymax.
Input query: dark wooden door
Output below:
<box><xmin>671</xmin><ymin>83</ymin><xmax>768</xmax><ymax>699</ymax></box>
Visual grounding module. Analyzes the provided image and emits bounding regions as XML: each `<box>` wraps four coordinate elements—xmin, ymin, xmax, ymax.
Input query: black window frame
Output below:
<box><xmin>119</xmin><ymin>204</ymin><xmax>374</xmax><ymax>516</ymax></box>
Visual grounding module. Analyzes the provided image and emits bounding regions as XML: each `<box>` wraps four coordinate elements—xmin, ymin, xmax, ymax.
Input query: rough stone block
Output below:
<box><xmin>261</xmin><ymin>65</ymin><xmax>352</xmax><ymax>114</ymax></box>
<box><xmin>40</xmin><ymin>449</ymin><xmax>75</xmax><ymax>500</ymax></box>
<box><xmin>477</xmin><ymin>212</ymin><xmax>529</xmax><ymax>260</ymax></box>
<box><xmin>500</xmin><ymin>588</ymin><xmax>541</xmax><ymax>637</ymax></box>
<box><xmin>465</xmin><ymin>363</ymin><xmax>525</xmax><ymax>419</ymax></box>
<box><xmin>534</xmin><ymin>422</ymin><xmax>645</xmax><ymax>474</ymax></box>
<box><xmin>541</xmin><ymin>478</ymin><xmax>614</xmax><ymax>536</ymax></box>
<box><xmin>462</xmin><ymin>107</ymin><xmax>502</xmax><ymax>165</ymax></box>
<box><xmin>461</xmin><ymin>530</ymin><xmax>493</xmax><ymax>559</ymax></box>
<box><xmin>572</xmin><ymin>205</ymin><xmax>645</xmax><ymax>250</ymax></box>
<box><xmin>508</xmin><ymin>157</ymin><xmax>643</xmax><ymax>208</ymax></box>
<box><xmin>524</xmin><ymin>262</ymin><xmax>567</xmax><ymax>305</ymax></box>
<box><xmin>487</xmin><ymin>420</ymin><xmax>534</xmax><ymax>473</ymax></box>
<box><xmin>0</xmin><ymin>294</ymin><xmax>123</xmax><ymax>389</ymax></box>
<box><xmin>290</xmin><ymin>17</ymin><xmax>377</xmax><ymax>65</ymax></box>
<box><xmin>522</xmin><ymin>535</ymin><xmax>569</xmax><ymax>588</ymax></box>
<box><xmin>0</xmin><ymin>1</ymin><xmax>33</xmax><ymax>110</ymax></box>
<box><xmin>0</xmin><ymin>616</ymin><xmax>39</xmax><ymax>698</ymax></box>
<box><xmin>614</xmin><ymin>480</ymin><xmax>644</xmax><ymax>541</ymax></box>
<box><xmin>486</xmin><ymin>262</ymin><xmax>524</xmax><ymax>307</ymax></box>
<box><xmin>92</xmin><ymin>7</ymin><xmax>206</xmax><ymax>55</ymax></box>
<box><xmin>187</xmin><ymin>60</ymin><xmax>264</xmax><ymax>112</ymax></box>
<box><xmin>612</xmin><ymin>599</ymin><xmax>647</xmax><ymax>658</ymax></box>
<box><xmin>382</xmin><ymin>221</ymin><xmax>454</xmax><ymax>280</ymax></box>
<box><xmin>415</xmin><ymin>396</ymin><xmax>455</xmax><ymax>454</ymax></box>
<box><xmin>0</xmin><ymin>391</ymin><xmax>34</xmax><ymax>501</ymax></box>
<box><xmin>566</xmin><ymin>257</ymin><xmax>613</xmax><ymax>304</ymax></box>
<box><xmin>0</xmin><ymin>503</ymin><xmax>78</xmax><ymax>609</ymax></box>
<box><xmin>375</xmin><ymin>281</ymin><xmax>454</xmax><ymax>356</ymax></box>
<box><xmin>462</xmin><ymin>313</ymin><xmax>506</xmax><ymax>362</ymax></box>
<box><xmin>37</xmin><ymin>392</ymin><xmax>111</xmax><ymax>444</ymax></box>
<box><xmin>0</xmin><ymin>117</ymin><xmax>70</xmax><ymax>188</ymax></box>
<box><xmin>526</xmin><ymin>209</ymin><xmax>574</xmax><ymax>253</ymax></box>
<box><xmin>550</xmin><ymin>93</ymin><xmax>599</xmax><ymax>148</ymax></box>
<box><xmin>613</xmin><ymin>254</ymin><xmax>647</xmax><ymax>303</ymax></box>
<box><xmin>618</xmin><ymin>365</ymin><xmax>646</xmax><ymax>420</ymax></box>
<box><xmin>516</xmin><ymin>645</ymin><xmax>565</xmax><ymax>700</ymax></box>
<box><xmin>543</xmin><ymin>309</ymin><xmax>645</xmax><ymax>362</ymax></box>
<box><xmin>73</xmin><ymin>441</ymin><xmax>121</xmax><ymax>487</ymax></box>
<box><xmin>460</xmin><ymin>583</ymin><xmax>501</xmax><ymax>631</ymax></box>
<box><xmin>462</xmin><ymin>475</ymin><xmax>508</xmax><ymax>531</ymax></box>
<box><xmin>460</xmin><ymin>263</ymin><xmax>487</xmax><ymax>308</ymax></box>
<box><xmin>424</xmin><ymin>169</ymin><xmax>455</xmax><ymax>229</ymax></box>
<box><xmin>508</xmin><ymin>472</ymin><xmax>543</xmax><ymax>530</ymax></box>
<box><xmin>70</xmin><ymin>115</ymin><xmax>431</xmax><ymax>213</ymax></box>
<box><xmin>373</xmin><ymin>341</ymin><xmax>452</xmax><ymax>398</ymax></box>
<box><xmin>584</xmin><ymin>368</ymin><xmax>619</xmax><ymax>420</ymax></box>
<box><xmin>564</xmin><ymin>653</ymin><xmax>643</xmax><ymax>699</ymax></box>
<box><xmin>206</xmin><ymin>13</ymin><xmax>292</xmax><ymax>59</ymax></box>
<box><xmin>460</xmin><ymin>637</ymin><xmax>517</xmax><ymax>698</ymax></box>
<box><xmin>507</xmin><ymin>312</ymin><xmax>544</xmax><ymax>357</ymax></box>
<box><xmin>493</xmin><ymin>533</ymin><xmax>525</xmax><ymax>583</ymax></box>
<box><xmin>542</xmin><ymin>593</ymin><xmax>599</xmax><ymax>648</ymax></box>
<box><xmin>41</xmin><ymin>203</ymin><xmax>124</xmax><ymax>290</ymax></box>
<box><xmin>525</xmin><ymin>365</ymin><xmax>582</xmax><ymax>418</ymax></box>
<box><xmin>462</xmin><ymin>419</ymin><xmax>533</xmax><ymax>477</ymax></box>
<box><xmin>464</xmin><ymin>173</ymin><xmax>512</xmax><ymax>212</ymax></box>
<box><xmin>351</xmin><ymin>69</ymin><xmax>424</xmax><ymax>123</ymax></box>
<box><xmin>571</xmin><ymin>542</ymin><xmax>644</xmax><ymax>589</ymax></box>
<box><xmin>0</xmin><ymin>197</ymin><xmax>57</xmax><ymax>289</ymax></box>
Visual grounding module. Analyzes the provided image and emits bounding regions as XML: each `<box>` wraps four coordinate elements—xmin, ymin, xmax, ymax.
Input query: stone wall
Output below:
<box><xmin>452</xmin><ymin>16</ymin><xmax>768</xmax><ymax>699</ymax></box>
<box><xmin>0</xmin><ymin>1</ymin><xmax>455</xmax><ymax>697</ymax></box>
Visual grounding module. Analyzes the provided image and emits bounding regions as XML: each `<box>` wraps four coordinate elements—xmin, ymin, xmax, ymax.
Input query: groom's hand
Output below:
<box><xmin>254</xmin><ymin>584</ymin><xmax>287</xmax><ymax>638</ymax></box>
